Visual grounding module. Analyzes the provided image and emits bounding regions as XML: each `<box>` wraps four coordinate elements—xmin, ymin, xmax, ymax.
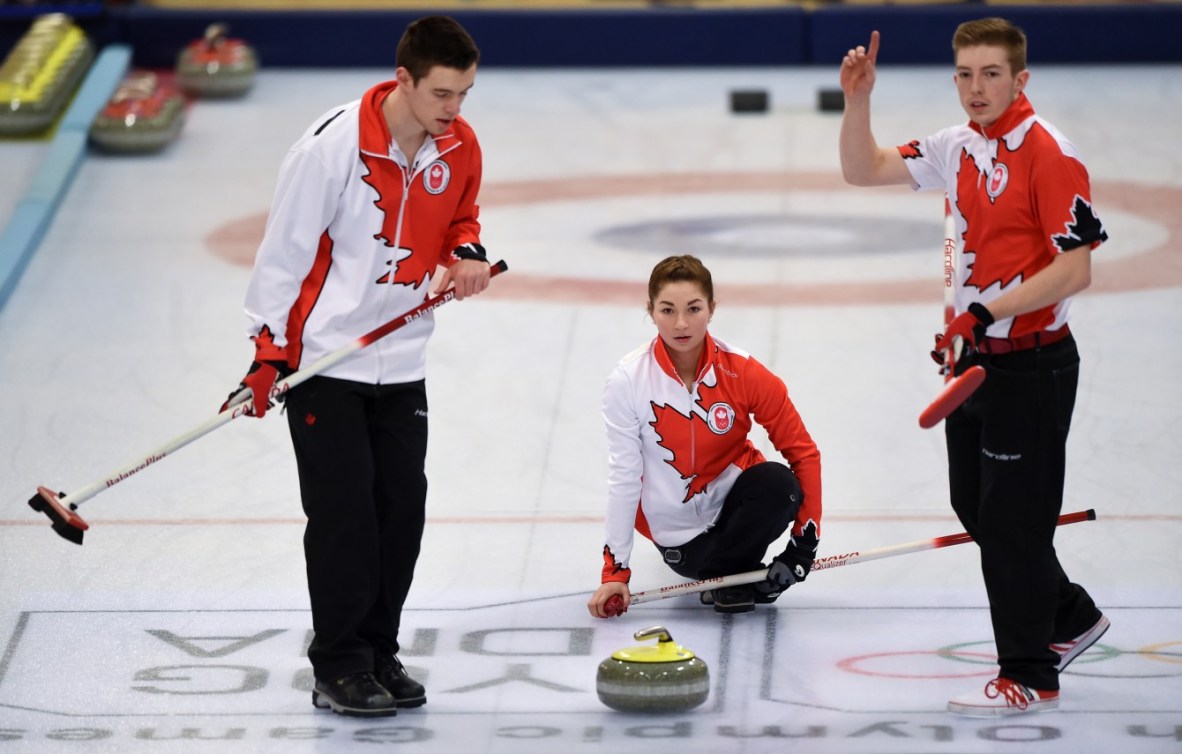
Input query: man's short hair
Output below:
<box><xmin>953</xmin><ymin>17</ymin><xmax>1027</xmax><ymax>74</ymax></box>
<box><xmin>397</xmin><ymin>16</ymin><xmax>480</xmax><ymax>83</ymax></box>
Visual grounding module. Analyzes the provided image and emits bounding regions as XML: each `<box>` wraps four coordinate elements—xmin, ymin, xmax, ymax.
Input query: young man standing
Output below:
<box><xmin>838</xmin><ymin>18</ymin><xmax>1109</xmax><ymax>716</ymax></box>
<box><xmin>223</xmin><ymin>16</ymin><xmax>492</xmax><ymax>717</ymax></box>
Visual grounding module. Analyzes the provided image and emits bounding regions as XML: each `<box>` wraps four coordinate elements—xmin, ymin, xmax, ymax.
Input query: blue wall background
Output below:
<box><xmin>2</xmin><ymin>3</ymin><xmax>1180</xmax><ymax>68</ymax></box>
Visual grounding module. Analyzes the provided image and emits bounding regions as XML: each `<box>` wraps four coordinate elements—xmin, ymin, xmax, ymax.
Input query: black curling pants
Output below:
<box><xmin>655</xmin><ymin>461</ymin><xmax>801</xmax><ymax>580</ymax></box>
<box><xmin>284</xmin><ymin>376</ymin><xmax>428</xmax><ymax>684</ymax></box>
<box><xmin>946</xmin><ymin>336</ymin><xmax>1101</xmax><ymax>691</ymax></box>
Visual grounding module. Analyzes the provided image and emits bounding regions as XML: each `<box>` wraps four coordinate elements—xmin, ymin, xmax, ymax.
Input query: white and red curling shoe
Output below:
<box><xmin>1053</xmin><ymin>614</ymin><xmax>1111</xmax><ymax>672</ymax></box>
<box><xmin>947</xmin><ymin>677</ymin><xmax>1060</xmax><ymax>717</ymax></box>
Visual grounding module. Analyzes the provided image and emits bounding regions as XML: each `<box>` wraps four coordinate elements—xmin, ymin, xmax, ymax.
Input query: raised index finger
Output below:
<box><xmin>867</xmin><ymin>30</ymin><xmax>880</xmax><ymax>63</ymax></box>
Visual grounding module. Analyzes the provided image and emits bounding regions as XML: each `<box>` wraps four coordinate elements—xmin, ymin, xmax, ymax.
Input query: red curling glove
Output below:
<box><xmin>934</xmin><ymin>302</ymin><xmax>994</xmax><ymax>361</ymax></box>
<box><xmin>221</xmin><ymin>327</ymin><xmax>291</xmax><ymax>418</ymax></box>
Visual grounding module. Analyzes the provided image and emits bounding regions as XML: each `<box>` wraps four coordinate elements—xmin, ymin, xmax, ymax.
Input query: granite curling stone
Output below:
<box><xmin>176</xmin><ymin>23</ymin><xmax>257</xmax><ymax>98</ymax></box>
<box><xmin>0</xmin><ymin>13</ymin><xmax>94</xmax><ymax>136</ymax></box>
<box><xmin>596</xmin><ymin>626</ymin><xmax>709</xmax><ymax>713</ymax></box>
<box><xmin>89</xmin><ymin>71</ymin><xmax>186</xmax><ymax>153</ymax></box>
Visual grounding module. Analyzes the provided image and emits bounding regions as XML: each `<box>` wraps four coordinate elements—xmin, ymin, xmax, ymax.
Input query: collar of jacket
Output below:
<box><xmin>358</xmin><ymin>79</ymin><xmax>462</xmax><ymax>161</ymax></box>
<box><xmin>968</xmin><ymin>91</ymin><xmax>1035</xmax><ymax>141</ymax></box>
<box><xmin>653</xmin><ymin>331</ymin><xmax>717</xmax><ymax>386</ymax></box>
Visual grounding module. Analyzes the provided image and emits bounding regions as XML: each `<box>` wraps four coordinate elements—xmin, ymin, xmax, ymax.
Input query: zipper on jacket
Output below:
<box><xmin>687</xmin><ymin>378</ymin><xmax>699</xmax><ymax>518</ymax></box>
<box><xmin>688</xmin><ymin>360</ymin><xmax>713</xmax><ymax>477</ymax></box>
<box><xmin>369</xmin><ymin>138</ymin><xmax>461</xmax><ymax>380</ymax></box>
<box><xmin>689</xmin><ymin>360</ymin><xmax>714</xmax><ymax>522</ymax></box>
<box><xmin>389</xmin><ymin>164</ymin><xmax>411</xmax><ymax>279</ymax></box>
<box><xmin>372</xmin><ymin>159</ymin><xmax>412</xmax><ymax>381</ymax></box>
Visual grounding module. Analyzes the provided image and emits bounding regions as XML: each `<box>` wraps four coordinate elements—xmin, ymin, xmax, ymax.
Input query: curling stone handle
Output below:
<box><xmin>634</xmin><ymin>626</ymin><xmax>673</xmax><ymax>644</ymax></box>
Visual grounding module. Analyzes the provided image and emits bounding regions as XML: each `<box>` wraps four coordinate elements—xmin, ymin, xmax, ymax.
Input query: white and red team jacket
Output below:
<box><xmin>898</xmin><ymin>92</ymin><xmax>1107</xmax><ymax>339</ymax></box>
<box><xmin>244</xmin><ymin>79</ymin><xmax>482</xmax><ymax>382</ymax></box>
<box><xmin>600</xmin><ymin>332</ymin><xmax>822</xmax><ymax>584</ymax></box>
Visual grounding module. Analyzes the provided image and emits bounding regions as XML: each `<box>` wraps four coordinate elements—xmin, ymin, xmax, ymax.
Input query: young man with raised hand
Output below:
<box><xmin>838</xmin><ymin>17</ymin><xmax>1109</xmax><ymax>717</ymax></box>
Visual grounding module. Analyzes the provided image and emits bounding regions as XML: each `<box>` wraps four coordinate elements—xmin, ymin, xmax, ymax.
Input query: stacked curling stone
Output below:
<box><xmin>596</xmin><ymin>626</ymin><xmax>709</xmax><ymax>713</ymax></box>
<box><xmin>176</xmin><ymin>23</ymin><xmax>257</xmax><ymax>98</ymax></box>
<box><xmin>0</xmin><ymin>13</ymin><xmax>94</xmax><ymax>136</ymax></box>
<box><xmin>89</xmin><ymin>71</ymin><xmax>186</xmax><ymax>153</ymax></box>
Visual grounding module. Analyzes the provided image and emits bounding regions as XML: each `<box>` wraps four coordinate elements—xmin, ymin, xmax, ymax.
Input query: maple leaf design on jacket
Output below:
<box><xmin>899</xmin><ymin>140</ymin><xmax>923</xmax><ymax>160</ymax></box>
<box><xmin>375</xmin><ymin>247</ymin><xmax>416</xmax><ymax>285</ymax></box>
<box><xmin>649</xmin><ymin>390</ymin><xmax>738</xmax><ymax>504</ymax></box>
<box><xmin>601</xmin><ymin>545</ymin><xmax>629</xmax><ymax>578</ymax></box>
<box><xmin>963</xmin><ymin>248</ymin><xmax>1023</xmax><ymax>293</ymax></box>
<box><xmin>1052</xmin><ymin>195</ymin><xmax>1108</xmax><ymax>252</ymax></box>
<box><xmin>361</xmin><ymin>153</ymin><xmax>432</xmax><ymax>289</ymax></box>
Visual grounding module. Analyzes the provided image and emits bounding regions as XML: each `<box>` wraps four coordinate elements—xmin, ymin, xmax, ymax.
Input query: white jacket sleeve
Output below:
<box><xmin>601</xmin><ymin>363</ymin><xmax>644</xmax><ymax>576</ymax></box>
<box><xmin>902</xmin><ymin>126</ymin><xmax>954</xmax><ymax>193</ymax></box>
<box><xmin>243</xmin><ymin>144</ymin><xmax>344</xmax><ymax>347</ymax></box>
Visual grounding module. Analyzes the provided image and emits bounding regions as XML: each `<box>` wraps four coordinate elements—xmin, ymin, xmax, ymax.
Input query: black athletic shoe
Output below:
<box><xmin>375</xmin><ymin>654</ymin><xmax>427</xmax><ymax>708</ymax></box>
<box><xmin>711</xmin><ymin>585</ymin><xmax>755</xmax><ymax>614</ymax></box>
<box><xmin>704</xmin><ymin>585</ymin><xmax>779</xmax><ymax>606</ymax></box>
<box><xmin>312</xmin><ymin>672</ymin><xmax>397</xmax><ymax>717</ymax></box>
<box><xmin>753</xmin><ymin>583</ymin><xmax>781</xmax><ymax>604</ymax></box>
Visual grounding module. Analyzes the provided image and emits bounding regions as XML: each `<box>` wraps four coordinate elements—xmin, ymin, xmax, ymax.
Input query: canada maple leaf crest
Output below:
<box><xmin>361</xmin><ymin>153</ymin><xmax>432</xmax><ymax>289</ymax></box>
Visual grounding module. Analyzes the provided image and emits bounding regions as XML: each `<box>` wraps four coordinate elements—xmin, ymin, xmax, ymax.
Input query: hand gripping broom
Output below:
<box><xmin>602</xmin><ymin>509</ymin><xmax>1096</xmax><ymax>617</ymax></box>
<box><xmin>28</xmin><ymin>260</ymin><xmax>508</xmax><ymax>544</ymax></box>
<box><xmin>919</xmin><ymin>200</ymin><xmax>985</xmax><ymax>429</ymax></box>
